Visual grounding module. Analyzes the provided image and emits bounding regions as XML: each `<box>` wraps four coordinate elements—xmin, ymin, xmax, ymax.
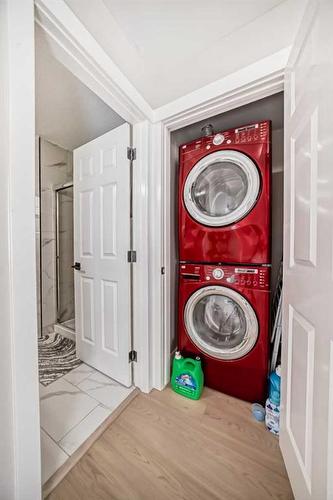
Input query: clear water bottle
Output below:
<box><xmin>265</xmin><ymin>365</ymin><xmax>281</xmax><ymax>435</ymax></box>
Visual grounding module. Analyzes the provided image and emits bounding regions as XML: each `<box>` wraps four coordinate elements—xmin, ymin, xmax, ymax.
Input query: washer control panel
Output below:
<box><xmin>180</xmin><ymin>264</ymin><xmax>270</xmax><ymax>289</ymax></box>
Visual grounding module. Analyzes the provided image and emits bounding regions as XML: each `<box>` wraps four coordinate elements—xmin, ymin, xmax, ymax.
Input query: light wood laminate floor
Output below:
<box><xmin>48</xmin><ymin>387</ymin><xmax>293</xmax><ymax>500</ymax></box>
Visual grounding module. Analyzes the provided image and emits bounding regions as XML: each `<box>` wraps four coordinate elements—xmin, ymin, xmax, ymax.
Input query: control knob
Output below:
<box><xmin>212</xmin><ymin>268</ymin><xmax>224</xmax><ymax>280</ymax></box>
<box><xmin>213</xmin><ymin>134</ymin><xmax>225</xmax><ymax>146</ymax></box>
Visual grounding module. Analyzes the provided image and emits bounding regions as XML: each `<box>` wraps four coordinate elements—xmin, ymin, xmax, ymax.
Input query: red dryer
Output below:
<box><xmin>178</xmin><ymin>121</ymin><xmax>271</xmax><ymax>265</ymax></box>
<box><xmin>178</xmin><ymin>263</ymin><xmax>270</xmax><ymax>402</ymax></box>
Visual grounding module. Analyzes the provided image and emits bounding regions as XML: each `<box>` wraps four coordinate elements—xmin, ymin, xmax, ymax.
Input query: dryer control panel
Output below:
<box><xmin>180</xmin><ymin>263</ymin><xmax>270</xmax><ymax>290</ymax></box>
<box><xmin>180</xmin><ymin>120</ymin><xmax>270</xmax><ymax>157</ymax></box>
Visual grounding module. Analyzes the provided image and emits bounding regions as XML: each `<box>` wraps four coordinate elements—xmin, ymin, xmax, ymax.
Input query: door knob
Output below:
<box><xmin>72</xmin><ymin>262</ymin><xmax>81</xmax><ymax>271</ymax></box>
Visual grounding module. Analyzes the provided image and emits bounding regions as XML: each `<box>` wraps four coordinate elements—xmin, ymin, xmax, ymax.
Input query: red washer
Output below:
<box><xmin>178</xmin><ymin>263</ymin><xmax>270</xmax><ymax>402</ymax></box>
<box><xmin>178</xmin><ymin>121</ymin><xmax>271</xmax><ymax>265</ymax></box>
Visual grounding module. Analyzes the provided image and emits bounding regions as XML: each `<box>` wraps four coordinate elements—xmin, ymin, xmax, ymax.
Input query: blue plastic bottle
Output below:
<box><xmin>265</xmin><ymin>365</ymin><xmax>281</xmax><ymax>435</ymax></box>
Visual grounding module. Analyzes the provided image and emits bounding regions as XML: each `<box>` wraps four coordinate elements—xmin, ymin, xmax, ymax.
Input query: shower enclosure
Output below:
<box><xmin>36</xmin><ymin>138</ymin><xmax>75</xmax><ymax>338</ymax></box>
<box><xmin>55</xmin><ymin>183</ymin><xmax>75</xmax><ymax>330</ymax></box>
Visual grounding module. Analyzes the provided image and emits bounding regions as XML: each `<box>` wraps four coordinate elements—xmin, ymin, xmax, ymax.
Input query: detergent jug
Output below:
<box><xmin>171</xmin><ymin>351</ymin><xmax>204</xmax><ymax>400</ymax></box>
<box><xmin>265</xmin><ymin>365</ymin><xmax>281</xmax><ymax>435</ymax></box>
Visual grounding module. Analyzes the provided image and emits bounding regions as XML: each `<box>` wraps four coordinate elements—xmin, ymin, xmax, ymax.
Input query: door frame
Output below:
<box><xmin>35</xmin><ymin>0</ymin><xmax>153</xmax><ymax>392</ymax></box>
<box><xmin>1</xmin><ymin>1</ymin><xmax>42</xmax><ymax>497</ymax></box>
<box><xmin>5</xmin><ymin>0</ymin><xmax>298</xmax><ymax>494</ymax></box>
<box><xmin>151</xmin><ymin>50</ymin><xmax>288</xmax><ymax>389</ymax></box>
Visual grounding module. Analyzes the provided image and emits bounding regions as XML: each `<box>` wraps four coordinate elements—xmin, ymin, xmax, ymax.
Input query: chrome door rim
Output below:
<box><xmin>183</xmin><ymin>150</ymin><xmax>260</xmax><ymax>227</ymax></box>
<box><xmin>184</xmin><ymin>285</ymin><xmax>259</xmax><ymax>360</ymax></box>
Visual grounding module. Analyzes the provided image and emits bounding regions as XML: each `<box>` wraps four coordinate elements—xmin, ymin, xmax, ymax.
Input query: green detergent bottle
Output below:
<box><xmin>171</xmin><ymin>351</ymin><xmax>204</xmax><ymax>400</ymax></box>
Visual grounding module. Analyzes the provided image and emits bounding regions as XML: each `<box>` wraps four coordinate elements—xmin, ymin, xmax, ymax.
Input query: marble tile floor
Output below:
<box><xmin>40</xmin><ymin>363</ymin><xmax>134</xmax><ymax>484</ymax></box>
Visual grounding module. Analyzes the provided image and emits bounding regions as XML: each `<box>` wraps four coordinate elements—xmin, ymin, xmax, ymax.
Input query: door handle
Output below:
<box><xmin>72</xmin><ymin>262</ymin><xmax>82</xmax><ymax>271</ymax></box>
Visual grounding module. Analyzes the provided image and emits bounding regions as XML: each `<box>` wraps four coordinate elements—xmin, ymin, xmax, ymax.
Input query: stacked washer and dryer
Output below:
<box><xmin>178</xmin><ymin>121</ymin><xmax>271</xmax><ymax>402</ymax></box>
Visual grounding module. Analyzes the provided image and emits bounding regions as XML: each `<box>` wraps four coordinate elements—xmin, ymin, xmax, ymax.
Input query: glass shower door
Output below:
<box><xmin>56</xmin><ymin>185</ymin><xmax>75</xmax><ymax>329</ymax></box>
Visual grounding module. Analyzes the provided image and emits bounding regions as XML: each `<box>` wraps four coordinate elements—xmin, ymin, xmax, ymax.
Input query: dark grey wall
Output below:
<box><xmin>172</xmin><ymin>92</ymin><xmax>283</xmax><ymax>147</ymax></box>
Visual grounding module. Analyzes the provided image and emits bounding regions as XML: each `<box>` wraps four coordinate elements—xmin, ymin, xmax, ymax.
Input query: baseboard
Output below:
<box><xmin>54</xmin><ymin>323</ymin><xmax>76</xmax><ymax>342</ymax></box>
<box><xmin>42</xmin><ymin>388</ymin><xmax>140</xmax><ymax>498</ymax></box>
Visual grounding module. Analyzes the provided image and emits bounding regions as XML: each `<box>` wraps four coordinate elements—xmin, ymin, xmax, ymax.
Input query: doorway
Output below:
<box><xmin>35</xmin><ymin>23</ymin><xmax>137</xmax><ymax>488</ymax></box>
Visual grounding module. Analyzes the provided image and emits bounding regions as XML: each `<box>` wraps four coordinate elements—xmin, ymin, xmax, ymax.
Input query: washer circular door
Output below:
<box><xmin>184</xmin><ymin>285</ymin><xmax>258</xmax><ymax>360</ymax></box>
<box><xmin>183</xmin><ymin>150</ymin><xmax>260</xmax><ymax>227</ymax></box>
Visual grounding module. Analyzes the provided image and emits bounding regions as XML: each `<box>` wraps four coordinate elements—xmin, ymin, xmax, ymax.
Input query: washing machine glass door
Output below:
<box><xmin>184</xmin><ymin>285</ymin><xmax>258</xmax><ymax>360</ymax></box>
<box><xmin>184</xmin><ymin>150</ymin><xmax>260</xmax><ymax>227</ymax></box>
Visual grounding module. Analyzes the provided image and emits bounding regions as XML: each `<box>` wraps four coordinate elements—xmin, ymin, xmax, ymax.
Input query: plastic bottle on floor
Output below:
<box><xmin>265</xmin><ymin>365</ymin><xmax>281</xmax><ymax>435</ymax></box>
<box><xmin>171</xmin><ymin>351</ymin><xmax>204</xmax><ymax>400</ymax></box>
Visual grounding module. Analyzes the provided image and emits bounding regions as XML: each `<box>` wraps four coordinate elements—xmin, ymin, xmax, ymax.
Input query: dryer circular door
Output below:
<box><xmin>183</xmin><ymin>150</ymin><xmax>260</xmax><ymax>227</ymax></box>
<box><xmin>184</xmin><ymin>285</ymin><xmax>258</xmax><ymax>360</ymax></box>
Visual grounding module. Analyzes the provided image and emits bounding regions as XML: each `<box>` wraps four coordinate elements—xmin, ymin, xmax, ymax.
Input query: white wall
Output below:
<box><xmin>35</xmin><ymin>23</ymin><xmax>125</xmax><ymax>151</ymax></box>
<box><xmin>0</xmin><ymin>1</ymin><xmax>42</xmax><ymax>498</ymax></box>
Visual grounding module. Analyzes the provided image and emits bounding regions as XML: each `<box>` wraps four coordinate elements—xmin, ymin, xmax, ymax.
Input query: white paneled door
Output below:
<box><xmin>280</xmin><ymin>1</ymin><xmax>333</xmax><ymax>498</ymax></box>
<box><xmin>74</xmin><ymin>124</ymin><xmax>132</xmax><ymax>387</ymax></box>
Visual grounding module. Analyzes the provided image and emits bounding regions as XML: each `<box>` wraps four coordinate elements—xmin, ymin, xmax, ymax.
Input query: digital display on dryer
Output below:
<box><xmin>235</xmin><ymin>268</ymin><xmax>258</xmax><ymax>274</ymax></box>
<box><xmin>235</xmin><ymin>124</ymin><xmax>259</xmax><ymax>133</ymax></box>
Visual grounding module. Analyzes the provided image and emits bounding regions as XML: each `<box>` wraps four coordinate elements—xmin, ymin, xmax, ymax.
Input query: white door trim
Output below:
<box><xmin>151</xmin><ymin>56</ymin><xmax>287</xmax><ymax>389</ymax></box>
<box><xmin>153</xmin><ymin>47</ymin><xmax>289</xmax><ymax>127</ymax></box>
<box><xmin>132</xmin><ymin>121</ymin><xmax>151</xmax><ymax>392</ymax></box>
<box><xmin>1</xmin><ymin>0</ymin><xmax>42</xmax><ymax>498</ymax></box>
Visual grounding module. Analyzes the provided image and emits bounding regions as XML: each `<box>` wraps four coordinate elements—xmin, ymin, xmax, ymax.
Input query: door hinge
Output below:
<box><xmin>127</xmin><ymin>250</ymin><xmax>137</xmax><ymax>263</ymax></box>
<box><xmin>129</xmin><ymin>350</ymin><xmax>137</xmax><ymax>362</ymax></box>
<box><xmin>127</xmin><ymin>147</ymin><xmax>136</xmax><ymax>161</ymax></box>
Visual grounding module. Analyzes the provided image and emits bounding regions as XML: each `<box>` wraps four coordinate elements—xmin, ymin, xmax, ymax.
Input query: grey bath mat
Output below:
<box><xmin>38</xmin><ymin>332</ymin><xmax>81</xmax><ymax>386</ymax></box>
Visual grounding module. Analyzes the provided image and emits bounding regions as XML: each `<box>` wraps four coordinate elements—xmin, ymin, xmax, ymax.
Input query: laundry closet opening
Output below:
<box><xmin>35</xmin><ymin>24</ymin><xmax>136</xmax><ymax>488</ymax></box>
<box><xmin>169</xmin><ymin>91</ymin><xmax>284</xmax><ymax>401</ymax></box>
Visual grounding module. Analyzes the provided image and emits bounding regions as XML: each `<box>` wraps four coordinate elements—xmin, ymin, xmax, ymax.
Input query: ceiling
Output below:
<box><xmin>35</xmin><ymin>24</ymin><xmax>124</xmax><ymax>151</ymax></box>
<box><xmin>64</xmin><ymin>0</ymin><xmax>305</xmax><ymax>108</ymax></box>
